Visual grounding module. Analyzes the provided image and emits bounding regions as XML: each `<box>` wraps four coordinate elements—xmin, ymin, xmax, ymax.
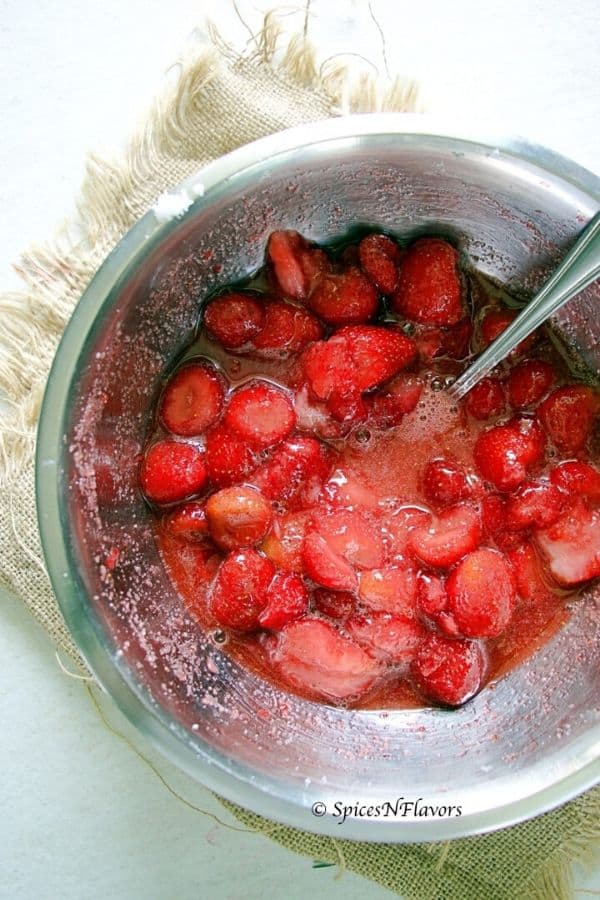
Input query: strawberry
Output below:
<box><xmin>505</xmin><ymin>480</ymin><xmax>563</xmax><ymax>531</ymax></box>
<box><xmin>414</xmin><ymin>318</ymin><xmax>473</xmax><ymax>362</ymax></box>
<box><xmin>506</xmin><ymin>542</ymin><xmax>556</xmax><ymax>604</ymax></box>
<box><xmin>480</xmin><ymin>493</ymin><xmax>507</xmax><ymax>538</ymax></box>
<box><xmin>252</xmin><ymin>299</ymin><xmax>323</xmax><ymax>356</ymax></box>
<box><xmin>507</xmin><ymin>359</ymin><xmax>555</xmax><ymax>409</ymax></box>
<box><xmin>313</xmin><ymin>588</ymin><xmax>357</xmax><ymax>620</ymax></box>
<box><xmin>416</xmin><ymin>572</ymin><xmax>459</xmax><ymax>637</ymax></box>
<box><xmin>392</xmin><ymin>238</ymin><xmax>464</xmax><ymax>326</ymax></box>
<box><xmin>250</xmin><ymin>435</ymin><xmax>333</xmax><ymax>504</ymax></box>
<box><xmin>258</xmin><ymin>572</ymin><xmax>309</xmax><ymax>630</ymax></box>
<box><xmin>446</xmin><ymin>548</ymin><xmax>516</xmax><ymax>638</ymax></box>
<box><xmin>408</xmin><ymin>504</ymin><xmax>482</xmax><ymax>569</ymax></box>
<box><xmin>537</xmin><ymin>385</ymin><xmax>599</xmax><ymax>452</ymax></box>
<box><xmin>164</xmin><ymin>500</ymin><xmax>209</xmax><ymax>541</ymax></box>
<box><xmin>302</xmin><ymin>532</ymin><xmax>357</xmax><ymax>592</ymax></box>
<box><xmin>313</xmin><ymin>509</ymin><xmax>385</xmax><ymax>570</ymax></box>
<box><xmin>411</xmin><ymin>634</ymin><xmax>486</xmax><ymax>707</ymax></box>
<box><xmin>367</xmin><ymin>375</ymin><xmax>424</xmax><ymax>427</ymax></box>
<box><xmin>224</xmin><ymin>381</ymin><xmax>296</xmax><ymax>449</ymax></box>
<box><xmin>140</xmin><ymin>440</ymin><xmax>207</xmax><ymax>505</ymax></box>
<box><xmin>465</xmin><ymin>377</ymin><xmax>505</xmax><ymax>420</ymax></box>
<box><xmin>307</xmin><ymin>267</ymin><xmax>378</xmax><ymax>326</ymax></box>
<box><xmin>345</xmin><ymin>611</ymin><xmax>425</xmax><ymax>664</ymax></box>
<box><xmin>270</xmin><ymin>618</ymin><xmax>380</xmax><ymax>701</ymax></box>
<box><xmin>474</xmin><ymin>417</ymin><xmax>546</xmax><ymax>492</ymax></box>
<box><xmin>206</xmin><ymin>485</ymin><xmax>273</xmax><ymax>551</ymax></box>
<box><xmin>261</xmin><ymin>511</ymin><xmax>311</xmax><ymax>572</ymax></box>
<box><xmin>384</xmin><ymin>505</ymin><xmax>431</xmax><ymax>557</ymax></box>
<box><xmin>205</xmin><ymin>425</ymin><xmax>257</xmax><ymax>487</ymax></box>
<box><xmin>325</xmin><ymin>391</ymin><xmax>368</xmax><ymax>425</ymax></box>
<box><xmin>423</xmin><ymin>457</ymin><xmax>471</xmax><ymax>507</ymax></box>
<box><xmin>479</xmin><ymin>308</ymin><xmax>536</xmax><ymax>355</ymax></box>
<box><xmin>358</xmin><ymin>233</ymin><xmax>402</xmax><ymax>294</ymax></box>
<box><xmin>357</xmin><ymin>564</ymin><xmax>418</xmax><ymax>615</ymax></box>
<box><xmin>319</xmin><ymin>468</ymin><xmax>380</xmax><ymax>510</ymax></box>
<box><xmin>549</xmin><ymin>460</ymin><xmax>600</xmax><ymax>502</ymax></box>
<box><xmin>210</xmin><ymin>549</ymin><xmax>275</xmax><ymax>631</ymax></box>
<box><xmin>159</xmin><ymin>360</ymin><xmax>227</xmax><ymax>436</ymax></box>
<box><xmin>266</xmin><ymin>230</ymin><xmax>330</xmax><ymax>302</ymax></box>
<box><xmin>203</xmin><ymin>292</ymin><xmax>264</xmax><ymax>349</ymax></box>
<box><xmin>535</xmin><ymin>499</ymin><xmax>600</xmax><ymax>586</ymax></box>
<box><xmin>293</xmin><ymin>384</ymin><xmax>349</xmax><ymax>439</ymax></box>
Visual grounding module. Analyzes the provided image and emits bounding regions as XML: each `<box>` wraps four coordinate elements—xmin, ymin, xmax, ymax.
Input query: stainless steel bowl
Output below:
<box><xmin>36</xmin><ymin>115</ymin><xmax>600</xmax><ymax>842</ymax></box>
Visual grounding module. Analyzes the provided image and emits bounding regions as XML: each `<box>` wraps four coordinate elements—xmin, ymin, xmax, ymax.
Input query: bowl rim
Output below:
<box><xmin>36</xmin><ymin>113</ymin><xmax>600</xmax><ymax>842</ymax></box>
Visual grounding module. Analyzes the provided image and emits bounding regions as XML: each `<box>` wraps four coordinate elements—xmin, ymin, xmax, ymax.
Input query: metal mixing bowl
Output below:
<box><xmin>36</xmin><ymin>115</ymin><xmax>600</xmax><ymax>842</ymax></box>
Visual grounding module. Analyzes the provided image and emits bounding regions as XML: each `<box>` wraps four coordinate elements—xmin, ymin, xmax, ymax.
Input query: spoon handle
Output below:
<box><xmin>449</xmin><ymin>210</ymin><xmax>600</xmax><ymax>400</ymax></box>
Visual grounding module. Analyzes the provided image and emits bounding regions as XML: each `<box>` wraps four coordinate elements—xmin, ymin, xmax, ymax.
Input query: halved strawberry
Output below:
<box><xmin>535</xmin><ymin>499</ymin><xmax>600</xmax><ymax>586</ymax></box>
<box><xmin>302</xmin><ymin>532</ymin><xmax>357</xmax><ymax>592</ymax></box>
<box><xmin>537</xmin><ymin>385</ymin><xmax>599</xmax><ymax>452</ymax></box>
<box><xmin>307</xmin><ymin>267</ymin><xmax>378</xmax><ymax>326</ymax></box>
<box><xmin>205</xmin><ymin>425</ymin><xmax>257</xmax><ymax>487</ymax></box>
<box><xmin>164</xmin><ymin>500</ymin><xmax>209</xmax><ymax>541</ymax></box>
<box><xmin>549</xmin><ymin>460</ymin><xmax>600</xmax><ymax>502</ymax></box>
<box><xmin>423</xmin><ymin>457</ymin><xmax>471</xmax><ymax>507</ymax></box>
<box><xmin>261</xmin><ymin>511</ymin><xmax>311</xmax><ymax>572</ymax></box>
<box><xmin>474</xmin><ymin>417</ymin><xmax>546</xmax><ymax>492</ymax></box>
<box><xmin>384</xmin><ymin>505</ymin><xmax>431</xmax><ymax>557</ymax></box>
<box><xmin>210</xmin><ymin>549</ymin><xmax>275</xmax><ymax>631</ymax></box>
<box><xmin>313</xmin><ymin>588</ymin><xmax>357</xmax><ymax>620</ymax></box>
<box><xmin>367</xmin><ymin>375</ymin><xmax>424</xmax><ymax>427</ymax></box>
<box><xmin>159</xmin><ymin>360</ymin><xmax>227</xmax><ymax>436</ymax></box>
<box><xmin>392</xmin><ymin>238</ymin><xmax>464</xmax><ymax>326</ymax></box>
<box><xmin>345</xmin><ymin>611</ymin><xmax>425</xmax><ymax>664</ymax></box>
<box><xmin>414</xmin><ymin>318</ymin><xmax>473</xmax><ymax>362</ymax></box>
<box><xmin>203</xmin><ymin>292</ymin><xmax>264</xmax><ymax>349</ymax></box>
<box><xmin>480</xmin><ymin>493</ymin><xmax>507</xmax><ymax>538</ymax></box>
<box><xmin>250</xmin><ymin>435</ymin><xmax>333</xmax><ymax>504</ymax></box>
<box><xmin>506</xmin><ymin>542</ymin><xmax>556</xmax><ymax>604</ymax></box>
<box><xmin>140</xmin><ymin>440</ymin><xmax>207</xmax><ymax>505</ymax></box>
<box><xmin>411</xmin><ymin>634</ymin><xmax>486</xmax><ymax>707</ymax></box>
<box><xmin>446</xmin><ymin>548</ymin><xmax>516</xmax><ymax>638</ymax></box>
<box><xmin>313</xmin><ymin>509</ymin><xmax>385</xmax><ymax>570</ymax></box>
<box><xmin>258</xmin><ymin>572</ymin><xmax>309</xmax><ymax>630</ymax></box>
<box><xmin>408</xmin><ymin>504</ymin><xmax>482</xmax><ymax>569</ymax></box>
<box><xmin>224</xmin><ymin>381</ymin><xmax>296</xmax><ymax>449</ymax></box>
<box><xmin>293</xmin><ymin>384</ymin><xmax>349</xmax><ymax>440</ymax></box>
<box><xmin>270</xmin><ymin>618</ymin><xmax>380</xmax><ymax>701</ymax></box>
<box><xmin>206</xmin><ymin>485</ymin><xmax>273</xmax><ymax>551</ymax></box>
<box><xmin>319</xmin><ymin>468</ymin><xmax>380</xmax><ymax>510</ymax></box>
<box><xmin>505</xmin><ymin>480</ymin><xmax>563</xmax><ymax>531</ymax></box>
<box><xmin>479</xmin><ymin>308</ymin><xmax>536</xmax><ymax>355</ymax></box>
<box><xmin>252</xmin><ymin>299</ymin><xmax>323</xmax><ymax>356</ymax></box>
<box><xmin>416</xmin><ymin>572</ymin><xmax>459</xmax><ymax>637</ymax></box>
<box><xmin>465</xmin><ymin>377</ymin><xmax>505</xmax><ymax>420</ymax></box>
<box><xmin>358</xmin><ymin>564</ymin><xmax>418</xmax><ymax>615</ymax></box>
<box><xmin>266</xmin><ymin>230</ymin><xmax>330</xmax><ymax>301</ymax></box>
<box><xmin>507</xmin><ymin>358</ymin><xmax>555</xmax><ymax>409</ymax></box>
<box><xmin>358</xmin><ymin>233</ymin><xmax>402</xmax><ymax>294</ymax></box>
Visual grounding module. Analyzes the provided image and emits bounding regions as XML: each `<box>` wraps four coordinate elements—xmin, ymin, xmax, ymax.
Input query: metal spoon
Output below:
<box><xmin>449</xmin><ymin>210</ymin><xmax>600</xmax><ymax>400</ymax></box>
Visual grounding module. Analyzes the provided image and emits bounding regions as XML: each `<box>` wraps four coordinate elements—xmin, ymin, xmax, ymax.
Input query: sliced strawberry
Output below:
<box><xmin>140</xmin><ymin>440</ymin><xmax>207</xmax><ymax>505</ymax></box>
<box><xmin>206</xmin><ymin>485</ymin><xmax>273</xmax><ymax>551</ymax></box>
<box><xmin>479</xmin><ymin>308</ymin><xmax>536</xmax><ymax>355</ymax></box>
<box><xmin>550</xmin><ymin>460</ymin><xmax>600</xmax><ymax>502</ymax></box>
<box><xmin>346</xmin><ymin>611</ymin><xmax>425</xmax><ymax>664</ymax></box>
<box><xmin>159</xmin><ymin>360</ymin><xmax>227</xmax><ymax>436</ymax></box>
<box><xmin>537</xmin><ymin>385</ymin><xmax>599</xmax><ymax>452</ymax></box>
<box><xmin>384</xmin><ymin>505</ymin><xmax>431</xmax><ymax>557</ymax></box>
<box><xmin>423</xmin><ymin>457</ymin><xmax>471</xmax><ymax>507</ymax></box>
<box><xmin>358</xmin><ymin>564</ymin><xmax>418</xmax><ymax>615</ymax></box>
<box><xmin>164</xmin><ymin>500</ymin><xmax>209</xmax><ymax>541</ymax></box>
<box><xmin>266</xmin><ymin>230</ymin><xmax>330</xmax><ymax>301</ymax></box>
<box><xmin>250</xmin><ymin>435</ymin><xmax>333</xmax><ymax>504</ymax></box>
<box><xmin>314</xmin><ymin>509</ymin><xmax>385</xmax><ymax>570</ymax></box>
<box><xmin>205</xmin><ymin>425</ymin><xmax>257</xmax><ymax>488</ymax></box>
<box><xmin>480</xmin><ymin>493</ymin><xmax>507</xmax><ymax>538</ymax></box>
<box><xmin>293</xmin><ymin>384</ymin><xmax>349</xmax><ymax>439</ymax></box>
<box><xmin>474</xmin><ymin>417</ymin><xmax>546</xmax><ymax>492</ymax></box>
<box><xmin>505</xmin><ymin>480</ymin><xmax>563</xmax><ymax>531</ymax></box>
<box><xmin>506</xmin><ymin>542</ymin><xmax>556</xmax><ymax>604</ymax></box>
<box><xmin>411</xmin><ymin>634</ymin><xmax>486</xmax><ymax>707</ymax></box>
<box><xmin>270</xmin><ymin>618</ymin><xmax>380</xmax><ymax>702</ymax></box>
<box><xmin>302</xmin><ymin>531</ymin><xmax>357</xmax><ymax>592</ymax></box>
<box><xmin>392</xmin><ymin>238</ymin><xmax>464</xmax><ymax>326</ymax></box>
<box><xmin>261</xmin><ymin>511</ymin><xmax>311</xmax><ymax>572</ymax></box>
<box><xmin>465</xmin><ymin>377</ymin><xmax>505</xmax><ymax>420</ymax></box>
<box><xmin>252</xmin><ymin>299</ymin><xmax>323</xmax><ymax>356</ymax></box>
<box><xmin>308</xmin><ymin>267</ymin><xmax>378</xmax><ymax>326</ymax></box>
<box><xmin>507</xmin><ymin>358</ymin><xmax>555</xmax><ymax>409</ymax></box>
<box><xmin>447</xmin><ymin>548</ymin><xmax>516</xmax><ymax>638</ymax></box>
<box><xmin>416</xmin><ymin>572</ymin><xmax>459</xmax><ymax>637</ymax></box>
<box><xmin>203</xmin><ymin>292</ymin><xmax>264</xmax><ymax>349</ymax></box>
<box><xmin>313</xmin><ymin>588</ymin><xmax>357</xmax><ymax>620</ymax></box>
<box><xmin>325</xmin><ymin>391</ymin><xmax>368</xmax><ymax>425</ymax></box>
<box><xmin>210</xmin><ymin>549</ymin><xmax>275</xmax><ymax>631</ymax></box>
<box><xmin>224</xmin><ymin>381</ymin><xmax>296</xmax><ymax>449</ymax></box>
<box><xmin>535</xmin><ymin>499</ymin><xmax>600</xmax><ymax>586</ymax></box>
<box><xmin>258</xmin><ymin>572</ymin><xmax>309</xmax><ymax>630</ymax></box>
<box><xmin>358</xmin><ymin>233</ymin><xmax>402</xmax><ymax>294</ymax></box>
<box><xmin>368</xmin><ymin>375</ymin><xmax>424</xmax><ymax>427</ymax></box>
<box><xmin>319</xmin><ymin>468</ymin><xmax>380</xmax><ymax>510</ymax></box>
<box><xmin>414</xmin><ymin>318</ymin><xmax>473</xmax><ymax>363</ymax></box>
<box><xmin>408</xmin><ymin>504</ymin><xmax>482</xmax><ymax>569</ymax></box>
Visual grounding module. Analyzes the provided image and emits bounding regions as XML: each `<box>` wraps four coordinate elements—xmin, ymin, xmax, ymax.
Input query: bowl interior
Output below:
<box><xmin>39</xmin><ymin>121</ymin><xmax>600</xmax><ymax>841</ymax></box>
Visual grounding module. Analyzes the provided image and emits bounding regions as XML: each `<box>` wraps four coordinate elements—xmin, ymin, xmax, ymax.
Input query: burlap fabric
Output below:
<box><xmin>0</xmin><ymin>19</ymin><xmax>598</xmax><ymax>900</ymax></box>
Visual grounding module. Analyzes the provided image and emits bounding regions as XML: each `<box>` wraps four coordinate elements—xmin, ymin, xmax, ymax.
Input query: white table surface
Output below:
<box><xmin>1</xmin><ymin>2</ymin><xmax>598</xmax><ymax>897</ymax></box>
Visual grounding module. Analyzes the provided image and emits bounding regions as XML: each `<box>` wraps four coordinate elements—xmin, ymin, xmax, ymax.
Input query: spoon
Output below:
<box><xmin>448</xmin><ymin>210</ymin><xmax>600</xmax><ymax>400</ymax></box>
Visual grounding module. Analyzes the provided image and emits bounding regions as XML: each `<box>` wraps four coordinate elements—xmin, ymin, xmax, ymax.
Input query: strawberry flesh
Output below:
<box><xmin>206</xmin><ymin>485</ymin><xmax>273</xmax><ymax>551</ymax></box>
<box><xmin>446</xmin><ymin>548</ymin><xmax>516</xmax><ymax>638</ymax></box>
<box><xmin>507</xmin><ymin>358</ymin><xmax>555</xmax><ymax>409</ymax></box>
<box><xmin>535</xmin><ymin>499</ymin><xmax>600</xmax><ymax>586</ymax></box>
<box><xmin>411</xmin><ymin>634</ymin><xmax>486</xmax><ymax>706</ymax></box>
<box><xmin>474</xmin><ymin>417</ymin><xmax>546</xmax><ymax>492</ymax></box>
<box><xmin>346</xmin><ymin>611</ymin><xmax>425</xmax><ymax>664</ymax></box>
<box><xmin>140</xmin><ymin>440</ymin><xmax>207</xmax><ymax>505</ymax></box>
<box><xmin>358</xmin><ymin>233</ymin><xmax>401</xmax><ymax>294</ymax></box>
<box><xmin>204</xmin><ymin>292</ymin><xmax>264</xmax><ymax>349</ymax></box>
<box><xmin>537</xmin><ymin>385</ymin><xmax>599</xmax><ymax>452</ymax></box>
<box><xmin>224</xmin><ymin>381</ymin><xmax>296</xmax><ymax>449</ymax></box>
<box><xmin>392</xmin><ymin>238</ymin><xmax>464</xmax><ymax>326</ymax></box>
<box><xmin>408</xmin><ymin>504</ymin><xmax>482</xmax><ymax>569</ymax></box>
<box><xmin>258</xmin><ymin>572</ymin><xmax>310</xmax><ymax>630</ymax></box>
<box><xmin>308</xmin><ymin>267</ymin><xmax>378</xmax><ymax>326</ymax></box>
<box><xmin>210</xmin><ymin>549</ymin><xmax>275</xmax><ymax>631</ymax></box>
